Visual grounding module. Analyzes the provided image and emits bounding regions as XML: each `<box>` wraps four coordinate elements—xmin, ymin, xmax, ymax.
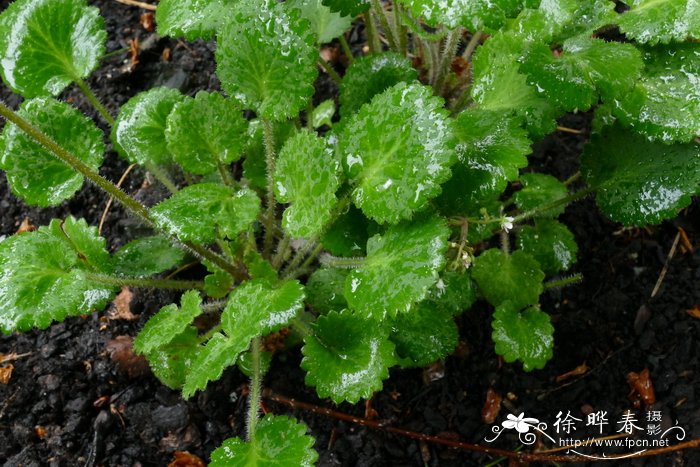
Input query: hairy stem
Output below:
<box><xmin>393</xmin><ymin>3</ymin><xmax>408</xmax><ymax>55</ymax></box>
<box><xmin>563</xmin><ymin>171</ymin><xmax>582</xmax><ymax>186</ymax></box>
<box><xmin>371</xmin><ymin>0</ymin><xmax>398</xmax><ymax>52</ymax></box>
<box><xmin>218</xmin><ymin>162</ymin><xmax>235</xmax><ymax>186</ymax></box>
<box><xmin>246</xmin><ymin>336</ymin><xmax>263</xmax><ymax>442</ymax></box>
<box><xmin>75</xmin><ymin>78</ymin><xmax>115</xmax><ymax>126</ymax></box>
<box><xmin>85</xmin><ymin>273</ymin><xmax>204</xmax><ymax>290</ymax></box>
<box><xmin>262</xmin><ymin>119</ymin><xmax>277</xmax><ymax>258</ymax></box>
<box><xmin>318</xmin><ymin>57</ymin><xmax>342</xmax><ymax>85</ymax></box>
<box><xmin>144</xmin><ymin>162</ymin><xmax>178</xmax><ymax>194</ymax></box>
<box><xmin>364</xmin><ymin>11</ymin><xmax>381</xmax><ymax>53</ymax></box>
<box><xmin>320</xmin><ymin>254</ymin><xmax>366</xmax><ymax>269</ymax></box>
<box><xmin>272</xmin><ymin>235</ymin><xmax>292</xmax><ymax>269</ymax></box>
<box><xmin>513</xmin><ymin>187</ymin><xmax>593</xmax><ymax>223</ymax></box>
<box><xmin>433</xmin><ymin>28</ymin><xmax>461</xmax><ymax>93</ymax></box>
<box><xmin>544</xmin><ymin>273</ymin><xmax>583</xmax><ymax>290</ymax></box>
<box><xmin>461</xmin><ymin>31</ymin><xmax>483</xmax><ymax>60</ymax></box>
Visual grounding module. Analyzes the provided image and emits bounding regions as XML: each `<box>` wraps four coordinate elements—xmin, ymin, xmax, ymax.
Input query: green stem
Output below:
<box><xmin>544</xmin><ymin>273</ymin><xmax>583</xmax><ymax>290</ymax></box>
<box><xmin>0</xmin><ymin>101</ymin><xmax>246</xmax><ymax>282</ymax></box>
<box><xmin>297</xmin><ymin>242</ymin><xmax>325</xmax><ymax>273</ymax></box>
<box><xmin>262</xmin><ymin>119</ymin><xmax>277</xmax><ymax>258</ymax></box>
<box><xmin>339</xmin><ymin>34</ymin><xmax>354</xmax><ymax>63</ymax></box>
<box><xmin>246</xmin><ymin>336</ymin><xmax>263</xmax><ymax>442</ymax></box>
<box><xmin>393</xmin><ymin>2</ymin><xmax>408</xmax><ymax>56</ymax></box>
<box><xmin>364</xmin><ymin>11</ymin><xmax>381</xmax><ymax>53</ymax></box>
<box><xmin>75</xmin><ymin>78</ymin><xmax>115</xmax><ymax>126</ymax></box>
<box><xmin>145</xmin><ymin>162</ymin><xmax>178</xmax><ymax>193</ymax></box>
<box><xmin>218</xmin><ymin>162</ymin><xmax>235</xmax><ymax>186</ymax></box>
<box><xmin>433</xmin><ymin>28</ymin><xmax>461</xmax><ymax>93</ymax></box>
<box><xmin>272</xmin><ymin>235</ymin><xmax>292</xmax><ymax>269</ymax></box>
<box><xmin>563</xmin><ymin>171</ymin><xmax>582</xmax><ymax>187</ymax></box>
<box><xmin>199</xmin><ymin>324</ymin><xmax>223</xmax><ymax>343</ymax></box>
<box><xmin>461</xmin><ymin>31</ymin><xmax>483</xmax><ymax>60</ymax></box>
<box><xmin>318</xmin><ymin>57</ymin><xmax>342</xmax><ymax>85</ymax></box>
<box><xmin>320</xmin><ymin>255</ymin><xmax>366</xmax><ymax>269</ymax></box>
<box><xmin>85</xmin><ymin>273</ymin><xmax>203</xmax><ymax>290</ymax></box>
<box><xmin>371</xmin><ymin>0</ymin><xmax>398</xmax><ymax>51</ymax></box>
<box><xmin>291</xmin><ymin>318</ymin><xmax>314</xmax><ymax>339</ymax></box>
<box><xmin>512</xmin><ymin>187</ymin><xmax>593</xmax><ymax>223</ymax></box>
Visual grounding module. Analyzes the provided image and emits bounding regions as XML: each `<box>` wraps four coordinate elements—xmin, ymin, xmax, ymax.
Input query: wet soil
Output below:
<box><xmin>1</xmin><ymin>2</ymin><xmax>699</xmax><ymax>466</ymax></box>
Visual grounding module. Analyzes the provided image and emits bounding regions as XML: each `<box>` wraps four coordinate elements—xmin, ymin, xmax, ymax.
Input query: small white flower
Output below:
<box><xmin>500</xmin><ymin>216</ymin><xmax>514</xmax><ymax>232</ymax></box>
<box><xmin>502</xmin><ymin>413</ymin><xmax>540</xmax><ymax>433</ymax></box>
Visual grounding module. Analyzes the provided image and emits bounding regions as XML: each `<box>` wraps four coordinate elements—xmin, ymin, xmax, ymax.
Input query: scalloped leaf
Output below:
<box><xmin>390</xmin><ymin>302</ymin><xmax>458</xmax><ymax>368</ymax></box>
<box><xmin>340</xmin><ymin>82</ymin><xmax>455</xmax><ymax>223</ymax></box>
<box><xmin>112</xmin><ymin>87</ymin><xmax>185</xmax><ymax>166</ymax></box>
<box><xmin>492</xmin><ymin>302</ymin><xmax>554</xmax><ymax>371</ymax></box>
<box><xmin>145</xmin><ymin>326</ymin><xmax>201</xmax><ymax>389</ymax></box>
<box><xmin>151</xmin><ymin>183</ymin><xmax>261</xmax><ymax>244</ymax></box>
<box><xmin>613</xmin><ymin>43</ymin><xmax>700</xmax><ymax>143</ymax></box>
<box><xmin>274</xmin><ymin>130</ymin><xmax>341</xmax><ymax>238</ymax></box>
<box><xmin>155</xmin><ymin>0</ymin><xmax>237</xmax><ymax>40</ymax></box>
<box><xmin>210</xmin><ymin>414</ymin><xmax>318</xmax><ymax>466</ymax></box>
<box><xmin>513</xmin><ymin>173</ymin><xmax>568</xmax><ymax>218</ymax></box>
<box><xmin>472</xmin><ymin>249</ymin><xmax>544</xmax><ymax>310</ymax></box>
<box><xmin>321</xmin><ymin>0</ymin><xmax>369</xmax><ymax>16</ymax></box>
<box><xmin>532</xmin><ymin>0</ymin><xmax>616</xmax><ymax>42</ymax></box>
<box><xmin>301</xmin><ymin>309</ymin><xmax>395</xmax><ymax>403</ymax></box>
<box><xmin>134</xmin><ymin>290</ymin><xmax>202</xmax><ymax>356</ymax></box>
<box><xmin>517</xmin><ymin>220</ymin><xmax>578</xmax><ymax>275</ymax></box>
<box><xmin>397</xmin><ymin>0</ymin><xmax>523</xmax><ymax>30</ymax></box>
<box><xmin>183</xmin><ymin>280</ymin><xmax>304</xmax><ymax>398</ymax></box>
<box><xmin>321</xmin><ymin>206</ymin><xmax>373</xmax><ymax>257</ymax></box>
<box><xmin>520</xmin><ymin>37</ymin><xmax>643</xmax><ymax>112</ymax></box>
<box><xmin>617</xmin><ymin>0</ymin><xmax>700</xmax><ymax>44</ymax></box>
<box><xmin>339</xmin><ymin>52</ymin><xmax>418</xmax><ymax>118</ymax></box>
<box><xmin>0</xmin><ymin>0</ymin><xmax>106</xmax><ymax>98</ymax></box>
<box><xmin>289</xmin><ymin>0</ymin><xmax>352</xmax><ymax>44</ymax></box>
<box><xmin>165</xmin><ymin>91</ymin><xmax>248</xmax><ymax>175</ymax></box>
<box><xmin>427</xmin><ymin>270</ymin><xmax>477</xmax><ymax>316</ymax></box>
<box><xmin>0</xmin><ymin>217</ymin><xmax>116</xmax><ymax>333</ymax></box>
<box><xmin>581</xmin><ymin>126</ymin><xmax>700</xmax><ymax>225</ymax></box>
<box><xmin>0</xmin><ymin>97</ymin><xmax>104</xmax><ymax>207</ymax></box>
<box><xmin>113</xmin><ymin>236</ymin><xmax>186</xmax><ymax>278</ymax></box>
<box><xmin>306</xmin><ymin>267</ymin><xmax>349</xmax><ymax>313</ymax></box>
<box><xmin>345</xmin><ymin>215</ymin><xmax>449</xmax><ymax>318</ymax></box>
<box><xmin>216</xmin><ymin>0</ymin><xmax>318</xmax><ymax>120</ymax></box>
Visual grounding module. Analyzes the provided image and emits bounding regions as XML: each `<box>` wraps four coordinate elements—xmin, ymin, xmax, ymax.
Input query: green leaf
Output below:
<box><xmin>0</xmin><ymin>97</ymin><xmax>104</xmax><ymax>207</ymax></box>
<box><xmin>398</xmin><ymin>0</ymin><xmax>522</xmax><ymax>30</ymax></box>
<box><xmin>513</xmin><ymin>173</ymin><xmax>568</xmax><ymax>218</ymax></box>
<box><xmin>113</xmin><ymin>236</ymin><xmax>185</xmax><ymax>278</ymax></box>
<box><xmin>426</xmin><ymin>270</ymin><xmax>477</xmax><ymax>316</ymax></box>
<box><xmin>613</xmin><ymin>43</ymin><xmax>700</xmax><ymax>143</ymax></box>
<box><xmin>145</xmin><ymin>326</ymin><xmax>201</xmax><ymax>389</ymax></box>
<box><xmin>151</xmin><ymin>183</ymin><xmax>261</xmax><ymax>244</ymax></box>
<box><xmin>581</xmin><ymin>126</ymin><xmax>700</xmax><ymax>225</ymax></box>
<box><xmin>216</xmin><ymin>0</ymin><xmax>318</xmax><ymax>120</ymax></box>
<box><xmin>301</xmin><ymin>309</ymin><xmax>395</xmax><ymax>403</ymax></box>
<box><xmin>306</xmin><ymin>267</ymin><xmax>348</xmax><ymax>313</ymax></box>
<box><xmin>236</xmin><ymin>349</ymin><xmax>272</xmax><ymax>378</ymax></box>
<box><xmin>520</xmin><ymin>37</ymin><xmax>643</xmax><ymax>112</ymax></box>
<box><xmin>0</xmin><ymin>217</ymin><xmax>116</xmax><ymax>333</ymax></box>
<box><xmin>244</xmin><ymin>251</ymin><xmax>278</xmax><ymax>283</ymax></box>
<box><xmin>532</xmin><ymin>0</ymin><xmax>616</xmax><ymax>41</ymax></box>
<box><xmin>517</xmin><ymin>220</ymin><xmax>578</xmax><ymax>275</ymax></box>
<box><xmin>321</xmin><ymin>0</ymin><xmax>369</xmax><ymax>16</ymax></box>
<box><xmin>345</xmin><ymin>215</ymin><xmax>449</xmax><ymax>318</ymax></box>
<box><xmin>289</xmin><ymin>0</ymin><xmax>352</xmax><ymax>44</ymax></box>
<box><xmin>339</xmin><ymin>52</ymin><xmax>418</xmax><ymax>118</ymax></box>
<box><xmin>134</xmin><ymin>291</ymin><xmax>202</xmax><ymax>355</ymax></box>
<box><xmin>204</xmin><ymin>268</ymin><xmax>234</xmax><ymax>299</ymax></box>
<box><xmin>183</xmin><ymin>280</ymin><xmax>305</xmax><ymax>398</ymax></box>
<box><xmin>0</xmin><ymin>0</ymin><xmax>106</xmax><ymax>97</ymax></box>
<box><xmin>321</xmin><ymin>206</ymin><xmax>373</xmax><ymax>257</ymax></box>
<box><xmin>274</xmin><ymin>130</ymin><xmax>341</xmax><ymax>238</ymax></box>
<box><xmin>472</xmin><ymin>249</ymin><xmax>544</xmax><ymax>310</ymax></box>
<box><xmin>112</xmin><ymin>87</ymin><xmax>185</xmax><ymax>166</ymax></box>
<box><xmin>243</xmin><ymin>120</ymin><xmax>296</xmax><ymax>190</ymax></box>
<box><xmin>617</xmin><ymin>0</ymin><xmax>700</xmax><ymax>44</ymax></box>
<box><xmin>310</xmin><ymin>99</ymin><xmax>336</xmax><ymax>129</ymax></box>
<box><xmin>341</xmin><ymin>82</ymin><xmax>456</xmax><ymax>223</ymax></box>
<box><xmin>210</xmin><ymin>414</ymin><xmax>318</xmax><ymax>466</ymax></box>
<box><xmin>165</xmin><ymin>91</ymin><xmax>248</xmax><ymax>175</ymax></box>
<box><xmin>390</xmin><ymin>302</ymin><xmax>458</xmax><ymax>368</ymax></box>
<box><xmin>492</xmin><ymin>302</ymin><xmax>553</xmax><ymax>371</ymax></box>
<box><xmin>155</xmin><ymin>0</ymin><xmax>236</xmax><ymax>40</ymax></box>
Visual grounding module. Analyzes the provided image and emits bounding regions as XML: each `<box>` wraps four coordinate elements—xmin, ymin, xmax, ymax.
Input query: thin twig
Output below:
<box><xmin>114</xmin><ymin>0</ymin><xmax>156</xmax><ymax>10</ymax></box>
<box><xmin>99</xmin><ymin>163</ymin><xmax>136</xmax><ymax>235</ymax></box>
<box><xmin>557</xmin><ymin>125</ymin><xmax>583</xmax><ymax>134</ymax></box>
<box><xmin>650</xmin><ymin>230</ymin><xmax>681</xmax><ymax>298</ymax></box>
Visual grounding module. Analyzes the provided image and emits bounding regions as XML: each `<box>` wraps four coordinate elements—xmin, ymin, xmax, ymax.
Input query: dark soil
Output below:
<box><xmin>1</xmin><ymin>2</ymin><xmax>699</xmax><ymax>466</ymax></box>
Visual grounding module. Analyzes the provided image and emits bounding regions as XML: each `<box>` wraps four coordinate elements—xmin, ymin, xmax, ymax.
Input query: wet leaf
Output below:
<box><xmin>165</xmin><ymin>91</ymin><xmax>248</xmax><ymax>175</ymax></box>
<box><xmin>301</xmin><ymin>309</ymin><xmax>396</xmax><ymax>403</ymax></box>
<box><xmin>112</xmin><ymin>87</ymin><xmax>185</xmax><ymax>166</ymax></box>
<box><xmin>389</xmin><ymin>302</ymin><xmax>458</xmax><ymax>368</ymax></box>
<box><xmin>113</xmin><ymin>236</ymin><xmax>186</xmax><ymax>278</ymax></box>
<box><xmin>151</xmin><ymin>183</ymin><xmax>261</xmax><ymax>244</ymax></box>
<box><xmin>0</xmin><ymin>0</ymin><xmax>106</xmax><ymax>97</ymax></box>
<box><xmin>581</xmin><ymin>126</ymin><xmax>700</xmax><ymax>225</ymax></box>
<box><xmin>617</xmin><ymin>0</ymin><xmax>700</xmax><ymax>44</ymax></box>
<box><xmin>425</xmin><ymin>270</ymin><xmax>477</xmax><ymax>316</ymax></box>
<box><xmin>289</xmin><ymin>0</ymin><xmax>352</xmax><ymax>44</ymax></box>
<box><xmin>345</xmin><ymin>215</ymin><xmax>449</xmax><ymax>318</ymax></box>
<box><xmin>492</xmin><ymin>302</ymin><xmax>554</xmax><ymax>371</ymax></box>
<box><xmin>339</xmin><ymin>52</ymin><xmax>418</xmax><ymax>118</ymax></box>
<box><xmin>134</xmin><ymin>291</ymin><xmax>202</xmax><ymax>356</ymax></box>
<box><xmin>513</xmin><ymin>173</ymin><xmax>568</xmax><ymax>218</ymax></box>
<box><xmin>398</xmin><ymin>0</ymin><xmax>523</xmax><ymax>30</ymax></box>
<box><xmin>310</xmin><ymin>99</ymin><xmax>336</xmax><ymax>129</ymax></box>
<box><xmin>340</xmin><ymin>82</ymin><xmax>455</xmax><ymax>223</ymax></box>
<box><xmin>0</xmin><ymin>217</ymin><xmax>116</xmax><ymax>333</ymax></box>
<box><xmin>305</xmin><ymin>267</ymin><xmax>349</xmax><ymax>313</ymax></box>
<box><xmin>146</xmin><ymin>327</ymin><xmax>201</xmax><ymax>389</ymax></box>
<box><xmin>274</xmin><ymin>130</ymin><xmax>341</xmax><ymax>238</ymax></box>
<box><xmin>216</xmin><ymin>0</ymin><xmax>318</xmax><ymax>120</ymax></box>
<box><xmin>321</xmin><ymin>206</ymin><xmax>373</xmax><ymax>257</ymax></box>
<box><xmin>472</xmin><ymin>249</ymin><xmax>544</xmax><ymax>310</ymax></box>
<box><xmin>517</xmin><ymin>220</ymin><xmax>578</xmax><ymax>275</ymax></box>
<box><xmin>0</xmin><ymin>98</ymin><xmax>104</xmax><ymax>207</ymax></box>
<box><xmin>321</xmin><ymin>0</ymin><xmax>369</xmax><ymax>16</ymax></box>
<box><xmin>156</xmin><ymin>0</ymin><xmax>237</xmax><ymax>40</ymax></box>
<box><xmin>210</xmin><ymin>414</ymin><xmax>318</xmax><ymax>466</ymax></box>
